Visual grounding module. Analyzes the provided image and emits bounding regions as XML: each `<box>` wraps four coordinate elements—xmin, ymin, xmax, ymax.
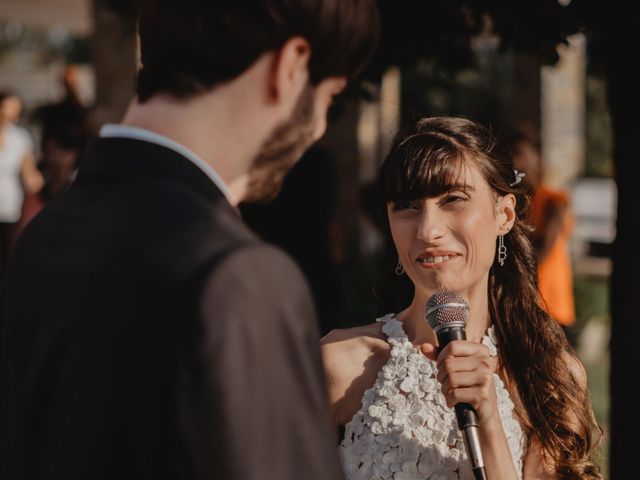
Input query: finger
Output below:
<box><xmin>444</xmin><ymin>385</ymin><xmax>493</xmax><ymax>410</ymax></box>
<box><xmin>440</xmin><ymin>340</ymin><xmax>487</xmax><ymax>357</ymax></box>
<box><xmin>440</xmin><ymin>371</ymin><xmax>486</xmax><ymax>394</ymax></box>
<box><xmin>436</xmin><ymin>356</ymin><xmax>486</xmax><ymax>383</ymax></box>
<box><xmin>437</xmin><ymin>341</ymin><xmax>491</xmax><ymax>368</ymax></box>
<box><xmin>419</xmin><ymin>342</ymin><xmax>438</xmax><ymax>362</ymax></box>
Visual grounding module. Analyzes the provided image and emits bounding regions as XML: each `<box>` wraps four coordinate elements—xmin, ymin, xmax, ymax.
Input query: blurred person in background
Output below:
<box><xmin>35</xmin><ymin>66</ymin><xmax>91</xmax><ymax>200</ymax></box>
<box><xmin>510</xmin><ymin>134</ymin><xmax>577</xmax><ymax>346</ymax></box>
<box><xmin>18</xmin><ymin>66</ymin><xmax>92</xmax><ymax>231</ymax></box>
<box><xmin>0</xmin><ymin>90</ymin><xmax>43</xmax><ymax>280</ymax></box>
<box><xmin>0</xmin><ymin>1</ymin><xmax>379</xmax><ymax>480</ymax></box>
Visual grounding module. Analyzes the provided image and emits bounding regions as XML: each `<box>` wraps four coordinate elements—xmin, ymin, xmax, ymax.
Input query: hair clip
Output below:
<box><xmin>510</xmin><ymin>170</ymin><xmax>526</xmax><ymax>187</ymax></box>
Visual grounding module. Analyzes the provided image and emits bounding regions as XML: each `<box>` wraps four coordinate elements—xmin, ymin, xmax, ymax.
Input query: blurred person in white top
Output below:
<box><xmin>0</xmin><ymin>90</ymin><xmax>44</xmax><ymax>278</ymax></box>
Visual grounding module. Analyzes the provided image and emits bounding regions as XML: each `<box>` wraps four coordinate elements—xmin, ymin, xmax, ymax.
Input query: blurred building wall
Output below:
<box><xmin>0</xmin><ymin>0</ymin><xmax>91</xmax><ymax>34</ymax></box>
<box><xmin>541</xmin><ymin>34</ymin><xmax>586</xmax><ymax>189</ymax></box>
<box><xmin>1</xmin><ymin>0</ymin><xmax>137</xmax><ymax>127</ymax></box>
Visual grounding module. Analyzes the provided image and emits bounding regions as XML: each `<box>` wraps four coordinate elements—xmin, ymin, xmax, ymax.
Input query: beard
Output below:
<box><xmin>243</xmin><ymin>85</ymin><xmax>317</xmax><ymax>203</ymax></box>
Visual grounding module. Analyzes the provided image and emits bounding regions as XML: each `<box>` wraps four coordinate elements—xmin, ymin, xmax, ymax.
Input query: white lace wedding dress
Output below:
<box><xmin>339</xmin><ymin>314</ymin><xmax>527</xmax><ymax>480</ymax></box>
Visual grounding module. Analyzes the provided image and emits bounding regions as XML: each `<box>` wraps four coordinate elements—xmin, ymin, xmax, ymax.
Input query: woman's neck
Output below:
<box><xmin>397</xmin><ymin>280</ymin><xmax>491</xmax><ymax>347</ymax></box>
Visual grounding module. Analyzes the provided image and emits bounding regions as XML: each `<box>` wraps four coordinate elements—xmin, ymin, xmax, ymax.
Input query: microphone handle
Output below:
<box><xmin>436</xmin><ymin>326</ymin><xmax>488</xmax><ymax>479</ymax></box>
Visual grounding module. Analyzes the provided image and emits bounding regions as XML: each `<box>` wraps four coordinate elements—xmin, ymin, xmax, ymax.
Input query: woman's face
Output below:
<box><xmin>387</xmin><ymin>162</ymin><xmax>515</xmax><ymax>301</ymax></box>
<box><xmin>0</xmin><ymin>96</ymin><xmax>22</xmax><ymax>125</ymax></box>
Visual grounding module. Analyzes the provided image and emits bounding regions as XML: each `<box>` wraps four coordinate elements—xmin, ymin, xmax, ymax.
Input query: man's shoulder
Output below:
<box><xmin>14</xmin><ymin>176</ymin><xmax>257</xmax><ymax>286</ymax></box>
<box><xmin>198</xmin><ymin>243</ymin><xmax>317</xmax><ymax>347</ymax></box>
<box><xmin>202</xmin><ymin>243</ymin><xmax>308</xmax><ymax>298</ymax></box>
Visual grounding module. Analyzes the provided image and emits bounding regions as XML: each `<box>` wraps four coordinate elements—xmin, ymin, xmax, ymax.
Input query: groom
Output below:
<box><xmin>0</xmin><ymin>1</ymin><xmax>379</xmax><ymax>479</ymax></box>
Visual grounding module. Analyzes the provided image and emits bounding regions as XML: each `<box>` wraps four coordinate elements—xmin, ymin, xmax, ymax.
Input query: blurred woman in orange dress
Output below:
<box><xmin>511</xmin><ymin>134</ymin><xmax>577</xmax><ymax>345</ymax></box>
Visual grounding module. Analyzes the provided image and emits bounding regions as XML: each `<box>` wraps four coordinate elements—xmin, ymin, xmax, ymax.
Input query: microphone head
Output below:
<box><xmin>425</xmin><ymin>290</ymin><xmax>469</xmax><ymax>333</ymax></box>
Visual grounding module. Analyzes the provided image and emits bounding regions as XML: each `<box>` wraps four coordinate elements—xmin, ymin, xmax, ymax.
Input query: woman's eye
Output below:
<box><xmin>441</xmin><ymin>194</ymin><xmax>467</xmax><ymax>205</ymax></box>
<box><xmin>392</xmin><ymin>201</ymin><xmax>418</xmax><ymax>211</ymax></box>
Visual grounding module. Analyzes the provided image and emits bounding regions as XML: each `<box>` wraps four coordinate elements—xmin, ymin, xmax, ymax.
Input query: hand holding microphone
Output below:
<box><xmin>425</xmin><ymin>291</ymin><xmax>499</xmax><ymax>480</ymax></box>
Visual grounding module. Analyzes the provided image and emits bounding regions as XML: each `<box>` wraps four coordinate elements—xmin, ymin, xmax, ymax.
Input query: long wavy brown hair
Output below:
<box><xmin>376</xmin><ymin>116</ymin><xmax>603</xmax><ymax>479</ymax></box>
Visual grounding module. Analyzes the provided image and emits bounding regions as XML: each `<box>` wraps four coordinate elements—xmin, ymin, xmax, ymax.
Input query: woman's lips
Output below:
<box><xmin>415</xmin><ymin>253</ymin><xmax>460</xmax><ymax>267</ymax></box>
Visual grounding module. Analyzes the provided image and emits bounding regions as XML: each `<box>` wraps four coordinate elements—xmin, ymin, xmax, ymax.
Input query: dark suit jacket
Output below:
<box><xmin>0</xmin><ymin>137</ymin><xmax>344</xmax><ymax>480</ymax></box>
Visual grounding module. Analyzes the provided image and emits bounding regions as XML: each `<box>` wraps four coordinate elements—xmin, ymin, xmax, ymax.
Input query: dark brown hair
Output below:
<box><xmin>0</xmin><ymin>91</ymin><xmax>12</xmax><ymax>101</ymax></box>
<box><xmin>136</xmin><ymin>0</ymin><xmax>380</xmax><ymax>102</ymax></box>
<box><xmin>378</xmin><ymin>117</ymin><xmax>603</xmax><ymax>479</ymax></box>
<box><xmin>0</xmin><ymin>89</ymin><xmax>20</xmax><ymax>105</ymax></box>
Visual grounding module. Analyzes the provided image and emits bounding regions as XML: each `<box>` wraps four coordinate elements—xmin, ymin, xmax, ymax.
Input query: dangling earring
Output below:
<box><xmin>497</xmin><ymin>235</ymin><xmax>507</xmax><ymax>266</ymax></box>
<box><xmin>395</xmin><ymin>261</ymin><xmax>405</xmax><ymax>276</ymax></box>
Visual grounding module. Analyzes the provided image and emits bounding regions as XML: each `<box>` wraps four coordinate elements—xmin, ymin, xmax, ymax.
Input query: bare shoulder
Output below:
<box><xmin>321</xmin><ymin>322</ymin><xmax>387</xmax><ymax>355</ymax></box>
<box><xmin>321</xmin><ymin>322</ymin><xmax>388</xmax><ymax>385</ymax></box>
<box><xmin>321</xmin><ymin>322</ymin><xmax>390</xmax><ymax>426</ymax></box>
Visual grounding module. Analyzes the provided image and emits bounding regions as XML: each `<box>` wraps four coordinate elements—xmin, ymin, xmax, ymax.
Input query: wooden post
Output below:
<box><xmin>541</xmin><ymin>34</ymin><xmax>586</xmax><ymax>189</ymax></box>
<box><xmin>606</xmin><ymin>9</ymin><xmax>640</xmax><ymax>479</ymax></box>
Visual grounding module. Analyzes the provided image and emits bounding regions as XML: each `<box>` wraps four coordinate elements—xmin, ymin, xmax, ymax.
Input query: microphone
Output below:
<box><xmin>426</xmin><ymin>291</ymin><xmax>488</xmax><ymax>480</ymax></box>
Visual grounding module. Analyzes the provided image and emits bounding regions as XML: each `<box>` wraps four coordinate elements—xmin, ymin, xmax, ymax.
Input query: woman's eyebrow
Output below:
<box><xmin>447</xmin><ymin>183</ymin><xmax>475</xmax><ymax>192</ymax></box>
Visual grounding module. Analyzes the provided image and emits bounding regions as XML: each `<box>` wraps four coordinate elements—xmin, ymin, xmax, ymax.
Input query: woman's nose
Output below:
<box><xmin>416</xmin><ymin>205</ymin><xmax>445</xmax><ymax>243</ymax></box>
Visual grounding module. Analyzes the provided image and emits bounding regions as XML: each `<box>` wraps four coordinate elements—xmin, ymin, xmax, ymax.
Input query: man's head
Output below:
<box><xmin>136</xmin><ymin>0</ymin><xmax>379</xmax><ymax>102</ymax></box>
<box><xmin>135</xmin><ymin>0</ymin><xmax>379</xmax><ymax>202</ymax></box>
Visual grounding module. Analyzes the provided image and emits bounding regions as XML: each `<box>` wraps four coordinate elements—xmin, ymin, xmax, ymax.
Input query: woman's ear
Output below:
<box><xmin>497</xmin><ymin>193</ymin><xmax>517</xmax><ymax>234</ymax></box>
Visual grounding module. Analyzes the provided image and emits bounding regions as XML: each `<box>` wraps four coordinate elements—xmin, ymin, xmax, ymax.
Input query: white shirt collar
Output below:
<box><xmin>99</xmin><ymin>124</ymin><xmax>233</xmax><ymax>202</ymax></box>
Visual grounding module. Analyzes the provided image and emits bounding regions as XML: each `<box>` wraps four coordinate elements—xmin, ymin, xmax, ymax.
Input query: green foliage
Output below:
<box><xmin>0</xmin><ymin>22</ymin><xmax>90</xmax><ymax>65</ymax></box>
<box><xmin>586</xmin><ymin>354</ymin><xmax>609</xmax><ymax>477</ymax></box>
<box><xmin>400</xmin><ymin>48</ymin><xmax>513</xmax><ymax>134</ymax></box>
<box><xmin>585</xmin><ymin>75</ymin><xmax>613</xmax><ymax>177</ymax></box>
<box><xmin>573</xmin><ymin>274</ymin><xmax>610</xmax><ymax>332</ymax></box>
<box><xmin>572</xmin><ymin>274</ymin><xmax>610</xmax><ymax>475</ymax></box>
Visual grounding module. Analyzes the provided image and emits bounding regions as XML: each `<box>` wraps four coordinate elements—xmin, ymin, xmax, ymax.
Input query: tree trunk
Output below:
<box><xmin>606</xmin><ymin>10</ymin><xmax>640</xmax><ymax>479</ymax></box>
<box><xmin>91</xmin><ymin>0</ymin><xmax>138</xmax><ymax>128</ymax></box>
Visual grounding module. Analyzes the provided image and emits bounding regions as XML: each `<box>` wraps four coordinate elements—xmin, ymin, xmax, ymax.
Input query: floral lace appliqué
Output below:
<box><xmin>339</xmin><ymin>314</ymin><xmax>526</xmax><ymax>480</ymax></box>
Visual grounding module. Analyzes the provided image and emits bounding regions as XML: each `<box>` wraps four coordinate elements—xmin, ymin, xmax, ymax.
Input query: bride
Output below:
<box><xmin>321</xmin><ymin>117</ymin><xmax>602</xmax><ymax>480</ymax></box>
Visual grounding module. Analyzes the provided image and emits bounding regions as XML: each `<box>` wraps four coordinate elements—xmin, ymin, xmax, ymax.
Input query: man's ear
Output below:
<box><xmin>497</xmin><ymin>193</ymin><xmax>517</xmax><ymax>234</ymax></box>
<box><xmin>268</xmin><ymin>37</ymin><xmax>311</xmax><ymax>103</ymax></box>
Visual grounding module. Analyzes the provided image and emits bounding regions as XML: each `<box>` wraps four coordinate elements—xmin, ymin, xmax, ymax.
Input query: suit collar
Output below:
<box><xmin>76</xmin><ymin>137</ymin><xmax>237</xmax><ymax>212</ymax></box>
<box><xmin>99</xmin><ymin>124</ymin><xmax>233</xmax><ymax>202</ymax></box>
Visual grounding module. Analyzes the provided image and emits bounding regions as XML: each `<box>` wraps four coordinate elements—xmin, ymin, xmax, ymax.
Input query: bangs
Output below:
<box><xmin>380</xmin><ymin>133</ymin><xmax>471</xmax><ymax>204</ymax></box>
